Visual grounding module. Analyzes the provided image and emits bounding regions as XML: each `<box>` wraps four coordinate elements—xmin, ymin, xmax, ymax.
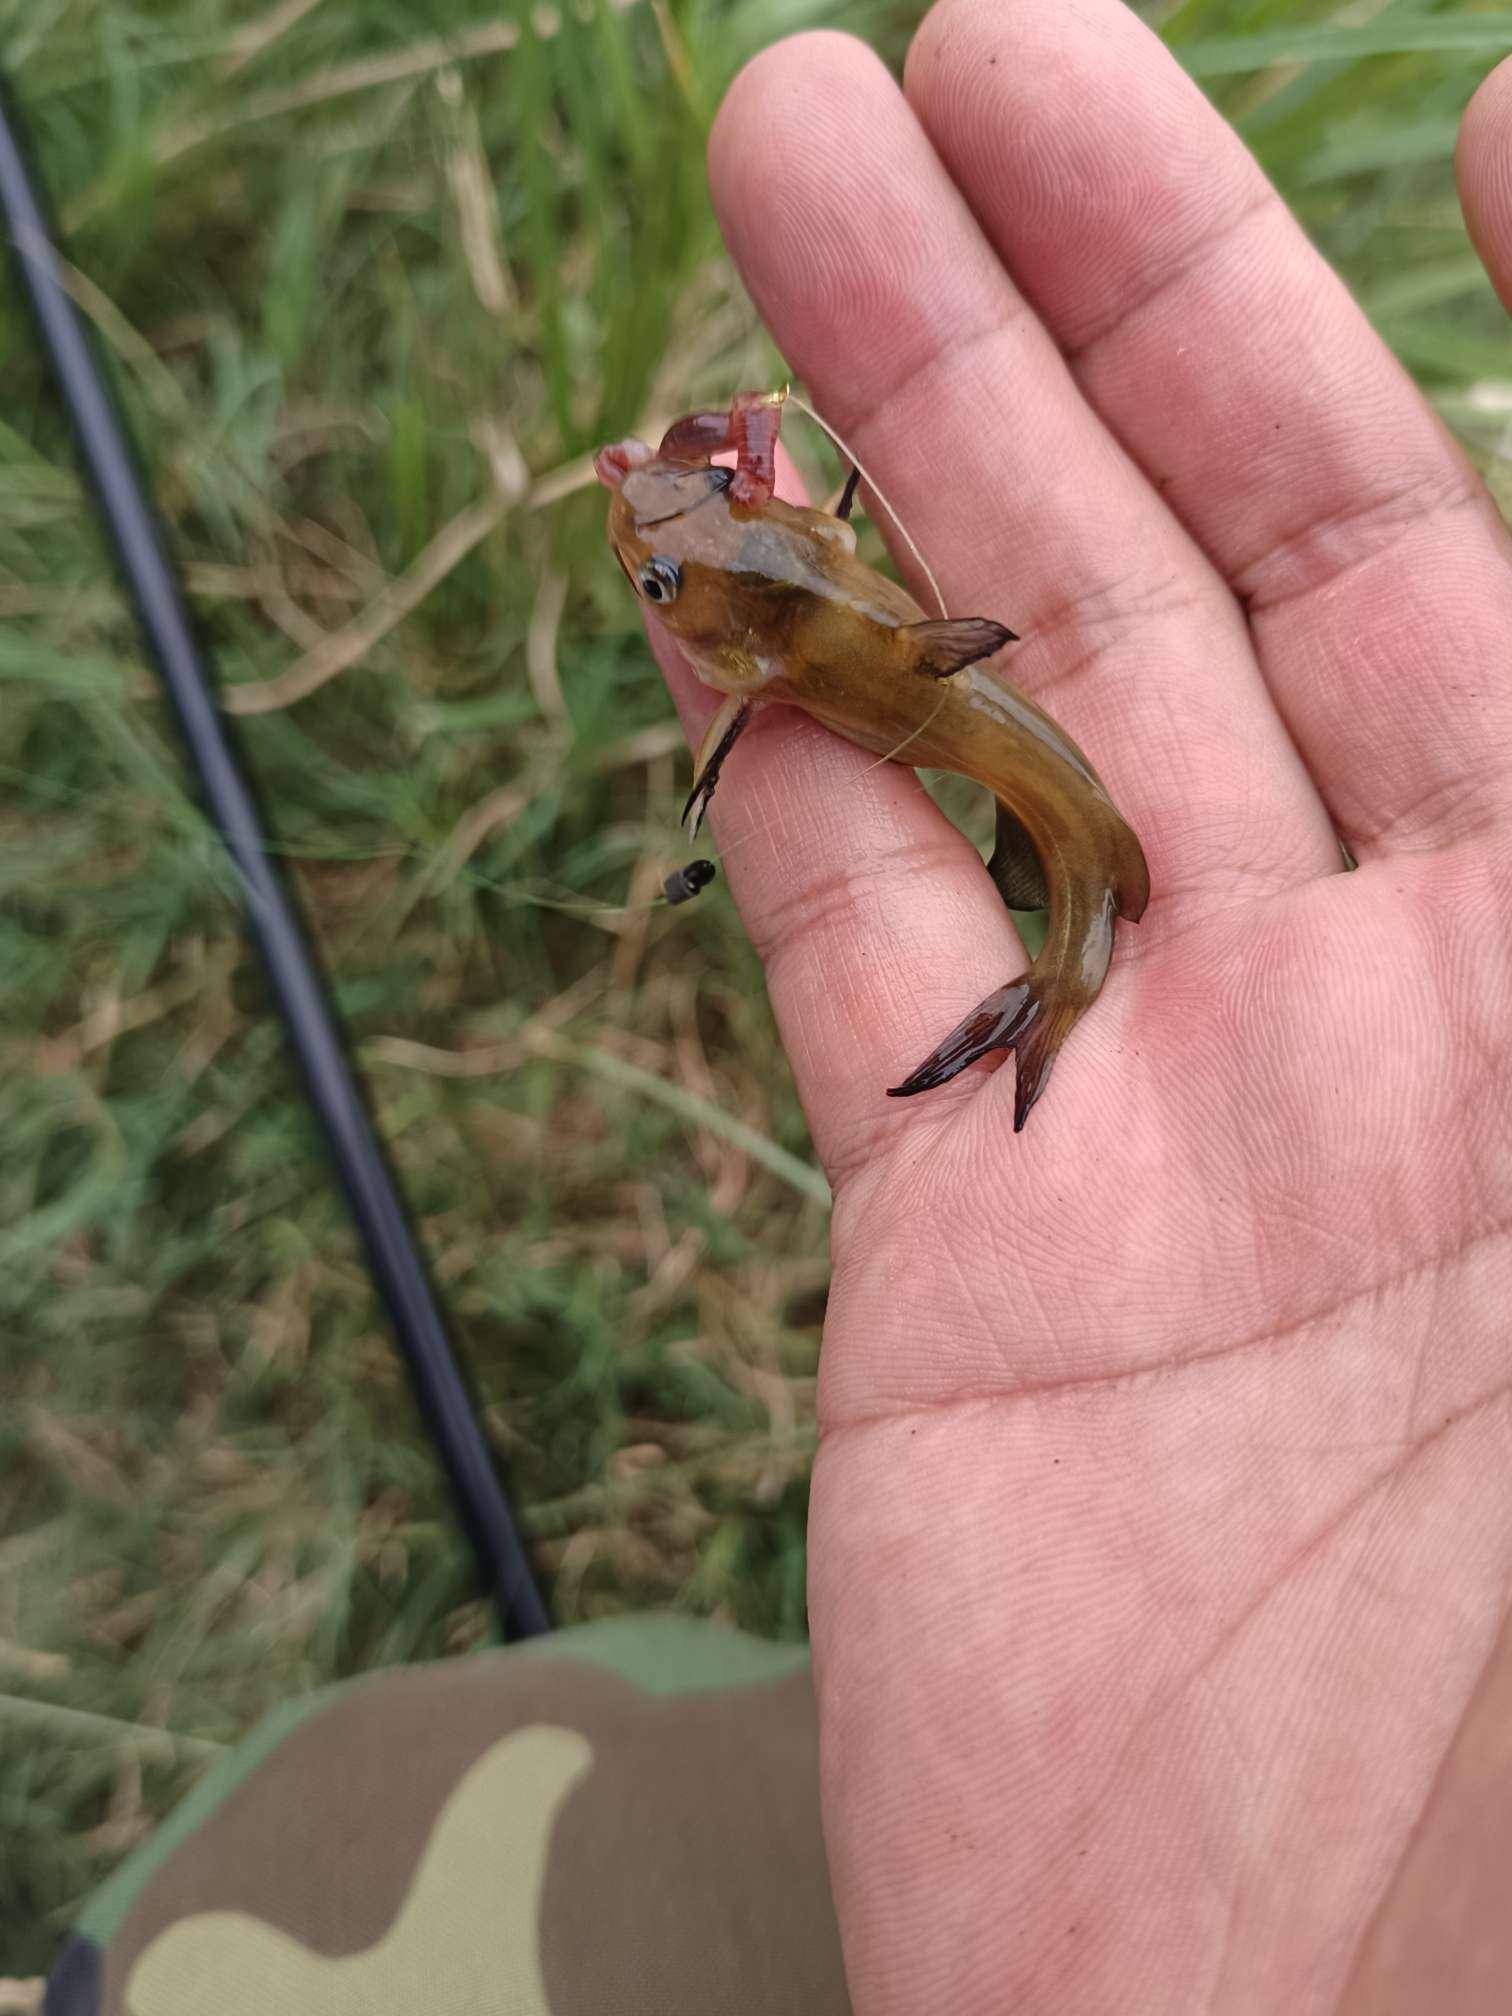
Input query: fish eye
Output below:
<box><xmin>638</xmin><ymin>556</ymin><xmax>681</xmax><ymax>604</ymax></box>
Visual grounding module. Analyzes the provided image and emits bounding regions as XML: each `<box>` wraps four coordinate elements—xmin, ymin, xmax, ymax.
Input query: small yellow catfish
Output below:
<box><xmin>594</xmin><ymin>391</ymin><xmax>1149</xmax><ymax>1131</ymax></box>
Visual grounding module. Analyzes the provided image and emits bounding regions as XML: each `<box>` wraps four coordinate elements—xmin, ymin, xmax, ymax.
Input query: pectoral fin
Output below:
<box><xmin>905</xmin><ymin>617</ymin><xmax>1017</xmax><ymax>677</ymax></box>
<box><xmin>683</xmin><ymin>695</ymin><xmax>755</xmax><ymax>839</ymax></box>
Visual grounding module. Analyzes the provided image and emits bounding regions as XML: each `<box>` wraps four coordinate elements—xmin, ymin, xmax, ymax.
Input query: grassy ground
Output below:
<box><xmin>1</xmin><ymin>0</ymin><xmax>1509</xmax><ymax>1975</ymax></box>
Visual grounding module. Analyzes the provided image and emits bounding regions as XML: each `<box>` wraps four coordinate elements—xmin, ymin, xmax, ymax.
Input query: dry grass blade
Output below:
<box><xmin>650</xmin><ymin>0</ymin><xmax>696</xmax><ymax>106</ymax></box>
<box><xmin>223</xmin><ymin>493</ymin><xmax>506</xmax><ymax>714</ymax></box>
<box><xmin>425</xmin><ymin>785</ymin><xmax>531</xmax><ymax>892</ymax></box>
<box><xmin>531</xmin><ymin>1032</ymin><xmax>832</xmax><ymax>1207</ymax></box>
<box><xmin>365</xmin><ymin>1033</ymin><xmax>525</xmax><ymax>1079</ymax></box>
<box><xmin>154</xmin><ymin>22</ymin><xmax>523</xmax><ymax>168</ymax></box>
<box><xmin>364</xmin><ymin>1024</ymin><xmax>829</xmax><ymax>1203</ymax></box>
<box><xmin>0</xmin><ymin>1638</ymin><xmax>70</xmax><ymax>1683</ymax></box>
<box><xmin>143</xmin><ymin>4</ymin><xmax>644</xmax><ymax>182</ymax></box>
<box><xmin>442</xmin><ymin>83</ymin><xmax>516</xmax><ymax>319</ymax></box>
<box><xmin>44</xmin><ymin>966</ymin><xmax>213</xmax><ymax>1070</ymax></box>
<box><xmin>594</xmin><ymin>720</ymin><xmax>686</xmax><ymax>771</ymax></box>
<box><xmin>56</xmin><ymin>262</ymin><xmax>188</xmax><ymax>419</ymax></box>
<box><xmin>526</xmin><ymin>566</ymin><xmax>568</xmax><ymax>727</ymax></box>
<box><xmin>0</xmin><ymin>1694</ymin><xmax>226</xmax><ymax>1763</ymax></box>
<box><xmin>219</xmin><ymin>0</ymin><xmax>329</xmax><ymax>79</ymax></box>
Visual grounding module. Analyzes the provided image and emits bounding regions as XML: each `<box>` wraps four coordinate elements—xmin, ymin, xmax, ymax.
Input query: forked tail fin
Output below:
<box><xmin>886</xmin><ymin>977</ymin><xmax>1079</xmax><ymax>1132</ymax></box>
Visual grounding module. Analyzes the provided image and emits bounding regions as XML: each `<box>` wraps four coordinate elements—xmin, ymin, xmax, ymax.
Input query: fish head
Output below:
<box><xmin>595</xmin><ymin>438</ymin><xmax>840</xmax><ymax>686</ymax></box>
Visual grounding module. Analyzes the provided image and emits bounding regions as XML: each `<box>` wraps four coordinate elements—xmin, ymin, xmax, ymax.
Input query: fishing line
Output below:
<box><xmin>859</xmin><ymin>689</ymin><xmax>953</xmax><ymax>774</ymax></box>
<box><xmin>785</xmin><ymin>389</ymin><xmax>950</xmax><ymax>619</ymax></box>
<box><xmin>679</xmin><ymin>697</ymin><xmax>956</xmax><ymax>881</ymax></box>
<box><xmin>498</xmin><ymin>861</ymin><xmax>718</xmax><ymax>917</ymax></box>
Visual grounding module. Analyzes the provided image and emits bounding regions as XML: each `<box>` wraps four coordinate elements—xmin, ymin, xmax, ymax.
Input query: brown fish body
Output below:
<box><xmin>599</xmin><ymin>442</ymin><xmax>1149</xmax><ymax>1129</ymax></box>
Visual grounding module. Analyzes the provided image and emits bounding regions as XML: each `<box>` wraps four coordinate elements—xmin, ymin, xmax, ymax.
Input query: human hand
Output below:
<box><xmin>649</xmin><ymin>5</ymin><xmax>1512</xmax><ymax>2008</ymax></box>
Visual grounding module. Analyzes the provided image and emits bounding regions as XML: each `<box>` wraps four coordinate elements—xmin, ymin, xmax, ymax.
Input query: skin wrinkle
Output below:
<box><xmin>833</xmin><ymin>1061</ymin><xmax>1017</xmax><ymax>1205</ymax></box>
<box><xmin>985</xmin><ymin>1673</ymin><xmax>1241</xmax><ymax>2016</ymax></box>
<box><xmin>1232</xmin><ymin>467</ymin><xmax>1495</xmax><ymax>615</ymax></box>
<box><xmin>755</xmin><ymin>133</ymin><xmax>1003</xmax><ymax>373</ymax></box>
<box><xmin>1024</xmin><ymin>561</ymin><xmax>1214</xmax><ymax>648</ymax></box>
<box><xmin>906</xmin><ymin>1</ymin><xmax>1240</xmax><ymax>264</ymax></box>
<box><xmin>1117</xmin><ymin>865</ymin><xmax>1306</xmax><ymax>941</ymax></box>
<box><xmin>943</xmin><ymin>1202</ymin><xmax>1033</xmax><ymax>1353</ymax></box>
<box><xmin>1408</xmin><ymin>835</ymin><xmax>1512</xmax><ymax>1042</ymax></box>
<box><xmin>1096</xmin><ymin>815</ymin><xmax>1337</xmax><ymax>965</ymax></box>
<box><xmin>810</xmin><ymin>1016</ymin><xmax>1009</xmax><ymax>1186</ymax></box>
<box><xmin>817</xmin><ymin>1083</ymin><xmax>975</xmax><ymax>1193</ymax></box>
<box><xmin>1010</xmin><ymin>675</ymin><xmax>1310</xmax><ymax>932</ymax></box>
<box><xmin>748</xmin><ymin>833</ymin><xmax>979</xmax><ymax>969</ymax></box>
<box><xmin>882</xmin><ymin>1384</ymin><xmax>1512</xmax><ymax>2014</ymax></box>
<box><xmin>783</xmin><ymin>1041</ymin><xmax>964</xmax><ymax>1182</ymax></box>
<box><xmin>1155</xmin><ymin>1678</ymin><xmax>1253</xmax><ymax>2014</ymax></box>
<box><xmin>753</xmin><ymin>734</ymin><xmax>1297</xmax><ymax>1028</ymax></box>
<box><xmin>1011</xmin><ymin>598</ymin><xmax>1214</xmax><ymax>719</ymax></box>
<box><xmin>807</xmin><ymin>312</ymin><xmax>1018</xmax><ymax>466</ymax></box>
<box><xmin>760</xmin><ymin>841</ymin><xmax>1010</xmax><ymax>982</ymax></box>
<box><xmin>819</xmin><ymin>1215</ymin><xmax>1512</xmax><ymax>1433</ymax></box>
<box><xmin>1441</xmin><ymin>854</ymin><xmax>1512</xmax><ymax>1115</ymax></box>
<box><xmin>1100</xmin><ymin>1448</ymin><xmax>1269</xmax><ymax>1826</ymax></box>
<box><xmin>1108</xmin><ymin>1379</ymin><xmax>1512</xmax><ymax>1823</ymax></box>
<box><xmin>1356</xmin><ymin>764</ymin><xmax>1508</xmax><ymax>853</ymax></box>
<box><xmin>1338</xmin><ymin>1559</ymin><xmax>1512</xmax><ymax>2004</ymax></box>
<box><xmin>1206</xmin><ymin>1432</ymin><xmax>1512</xmax><ymax>2015</ymax></box>
<box><xmin>1460</xmin><ymin>66</ymin><xmax>1512</xmax><ymax>310</ymax></box>
<box><xmin>1057</xmin><ymin>185</ymin><xmax>1283</xmax><ymax>368</ymax></box>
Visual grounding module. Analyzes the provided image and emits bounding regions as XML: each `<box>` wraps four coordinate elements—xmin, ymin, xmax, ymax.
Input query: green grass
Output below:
<box><xmin>1</xmin><ymin>0</ymin><xmax>1509</xmax><ymax>1975</ymax></box>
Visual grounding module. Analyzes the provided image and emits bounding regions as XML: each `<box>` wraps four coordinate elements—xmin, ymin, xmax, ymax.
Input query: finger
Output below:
<box><xmin>644</xmin><ymin>450</ymin><xmax>1033</xmax><ymax>1187</ymax></box>
<box><xmin>709</xmin><ymin>35</ymin><xmax>1340</xmax><ymax>928</ymax></box>
<box><xmin>905</xmin><ymin>0</ymin><xmax>1512</xmax><ymax>858</ymax></box>
<box><xmin>1459</xmin><ymin>55</ymin><xmax>1512</xmax><ymax>314</ymax></box>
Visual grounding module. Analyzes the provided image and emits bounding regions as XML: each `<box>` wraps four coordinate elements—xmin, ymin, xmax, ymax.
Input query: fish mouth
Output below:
<box><xmin>593</xmin><ymin>437</ymin><xmax>653</xmax><ymax>489</ymax></box>
<box><xmin>631</xmin><ymin>464</ymin><xmax>731</xmax><ymax>530</ymax></box>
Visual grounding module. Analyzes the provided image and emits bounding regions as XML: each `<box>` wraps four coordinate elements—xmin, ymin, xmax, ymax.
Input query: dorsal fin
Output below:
<box><xmin>905</xmin><ymin>616</ymin><xmax>1016</xmax><ymax>677</ymax></box>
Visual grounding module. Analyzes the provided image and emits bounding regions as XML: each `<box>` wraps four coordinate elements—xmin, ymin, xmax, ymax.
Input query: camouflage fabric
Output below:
<box><xmin>45</xmin><ymin>1616</ymin><xmax>848</xmax><ymax>2014</ymax></box>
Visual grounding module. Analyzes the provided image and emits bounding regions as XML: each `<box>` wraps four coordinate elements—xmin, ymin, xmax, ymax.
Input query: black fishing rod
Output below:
<box><xmin>0</xmin><ymin>77</ymin><xmax>550</xmax><ymax>1640</ymax></box>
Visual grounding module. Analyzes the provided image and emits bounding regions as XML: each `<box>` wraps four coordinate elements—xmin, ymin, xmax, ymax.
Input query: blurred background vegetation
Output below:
<box><xmin>2</xmin><ymin>0</ymin><xmax>1510</xmax><ymax>1974</ymax></box>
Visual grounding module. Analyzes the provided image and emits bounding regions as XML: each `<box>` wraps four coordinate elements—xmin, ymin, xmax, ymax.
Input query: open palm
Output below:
<box><xmin>650</xmin><ymin>5</ymin><xmax>1512</xmax><ymax>2008</ymax></box>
